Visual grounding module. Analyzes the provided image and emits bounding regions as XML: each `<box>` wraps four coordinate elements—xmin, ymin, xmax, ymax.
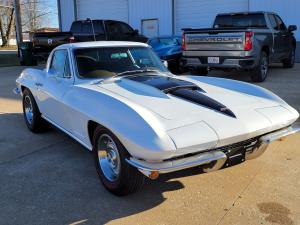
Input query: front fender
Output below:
<box><xmin>64</xmin><ymin>85</ymin><xmax>177</xmax><ymax>161</ymax></box>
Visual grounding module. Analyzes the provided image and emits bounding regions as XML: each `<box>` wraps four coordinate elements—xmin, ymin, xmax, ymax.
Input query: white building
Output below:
<box><xmin>57</xmin><ymin>0</ymin><xmax>300</xmax><ymax>60</ymax></box>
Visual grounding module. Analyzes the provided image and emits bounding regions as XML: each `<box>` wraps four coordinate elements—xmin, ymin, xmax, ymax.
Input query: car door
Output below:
<box><xmin>268</xmin><ymin>14</ymin><xmax>282</xmax><ymax>60</ymax></box>
<box><xmin>274</xmin><ymin>15</ymin><xmax>290</xmax><ymax>59</ymax></box>
<box><xmin>38</xmin><ymin>49</ymin><xmax>74</xmax><ymax>131</ymax></box>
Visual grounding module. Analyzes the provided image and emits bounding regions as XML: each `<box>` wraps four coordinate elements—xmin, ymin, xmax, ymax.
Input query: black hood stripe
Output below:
<box><xmin>126</xmin><ymin>75</ymin><xmax>236</xmax><ymax>118</ymax></box>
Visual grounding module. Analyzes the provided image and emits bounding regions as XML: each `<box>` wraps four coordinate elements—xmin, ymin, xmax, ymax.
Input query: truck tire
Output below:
<box><xmin>92</xmin><ymin>126</ymin><xmax>145</xmax><ymax>196</ymax></box>
<box><xmin>190</xmin><ymin>67</ymin><xmax>208</xmax><ymax>76</ymax></box>
<box><xmin>251</xmin><ymin>51</ymin><xmax>269</xmax><ymax>83</ymax></box>
<box><xmin>282</xmin><ymin>48</ymin><xmax>295</xmax><ymax>68</ymax></box>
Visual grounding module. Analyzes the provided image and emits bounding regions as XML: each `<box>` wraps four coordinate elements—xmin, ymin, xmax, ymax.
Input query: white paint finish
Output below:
<box><xmin>16</xmin><ymin>42</ymin><xmax>299</xmax><ymax>161</ymax></box>
<box><xmin>250</xmin><ymin>0</ymin><xmax>300</xmax><ymax>40</ymax></box>
<box><xmin>59</xmin><ymin>0</ymin><xmax>76</xmax><ymax>31</ymax></box>
<box><xmin>128</xmin><ymin>0</ymin><xmax>173</xmax><ymax>36</ymax></box>
<box><xmin>76</xmin><ymin>0</ymin><xmax>128</xmax><ymax>22</ymax></box>
<box><xmin>175</xmin><ymin>0</ymin><xmax>249</xmax><ymax>34</ymax></box>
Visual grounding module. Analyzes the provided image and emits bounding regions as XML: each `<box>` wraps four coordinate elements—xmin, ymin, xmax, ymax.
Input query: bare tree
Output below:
<box><xmin>0</xmin><ymin>1</ymin><xmax>15</xmax><ymax>47</ymax></box>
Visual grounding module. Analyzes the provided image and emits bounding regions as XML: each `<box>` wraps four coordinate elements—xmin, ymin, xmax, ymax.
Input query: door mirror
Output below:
<box><xmin>162</xmin><ymin>60</ymin><xmax>168</xmax><ymax>68</ymax></box>
<box><xmin>288</xmin><ymin>25</ymin><xmax>297</xmax><ymax>32</ymax></box>
<box><xmin>133</xmin><ymin>29</ymin><xmax>139</xmax><ymax>35</ymax></box>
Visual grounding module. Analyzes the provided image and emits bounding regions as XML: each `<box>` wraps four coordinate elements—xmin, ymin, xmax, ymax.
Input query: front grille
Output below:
<box><xmin>164</xmin><ymin>137</ymin><xmax>259</xmax><ymax>162</ymax></box>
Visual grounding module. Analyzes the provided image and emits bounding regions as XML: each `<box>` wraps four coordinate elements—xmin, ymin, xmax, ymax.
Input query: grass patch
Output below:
<box><xmin>0</xmin><ymin>45</ymin><xmax>18</xmax><ymax>50</ymax></box>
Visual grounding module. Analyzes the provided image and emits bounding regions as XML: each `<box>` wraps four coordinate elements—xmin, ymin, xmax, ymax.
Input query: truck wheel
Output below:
<box><xmin>22</xmin><ymin>89</ymin><xmax>48</xmax><ymax>133</ymax></box>
<box><xmin>92</xmin><ymin>126</ymin><xmax>145</xmax><ymax>196</ymax></box>
<box><xmin>282</xmin><ymin>48</ymin><xmax>295</xmax><ymax>68</ymax></box>
<box><xmin>251</xmin><ymin>51</ymin><xmax>269</xmax><ymax>82</ymax></box>
<box><xmin>190</xmin><ymin>67</ymin><xmax>208</xmax><ymax>76</ymax></box>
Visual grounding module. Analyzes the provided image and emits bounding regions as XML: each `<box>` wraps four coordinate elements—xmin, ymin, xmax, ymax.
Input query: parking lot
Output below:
<box><xmin>0</xmin><ymin>65</ymin><xmax>300</xmax><ymax>225</ymax></box>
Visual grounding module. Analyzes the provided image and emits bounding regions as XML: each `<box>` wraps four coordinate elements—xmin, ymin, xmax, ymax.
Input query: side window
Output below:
<box><xmin>275</xmin><ymin>15</ymin><xmax>287</xmax><ymax>31</ymax></box>
<box><xmin>268</xmin><ymin>14</ymin><xmax>278</xmax><ymax>30</ymax></box>
<box><xmin>106</xmin><ymin>21</ymin><xmax>122</xmax><ymax>35</ymax></box>
<box><xmin>119</xmin><ymin>22</ymin><xmax>134</xmax><ymax>34</ymax></box>
<box><xmin>50</xmin><ymin>50</ymin><xmax>71</xmax><ymax>78</ymax></box>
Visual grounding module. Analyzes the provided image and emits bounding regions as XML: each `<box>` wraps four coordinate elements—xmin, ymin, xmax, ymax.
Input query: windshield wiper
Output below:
<box><xmin>113</xmin><ymin>69</ymin><xmax>161</xmax><ymax>78</ymax></box>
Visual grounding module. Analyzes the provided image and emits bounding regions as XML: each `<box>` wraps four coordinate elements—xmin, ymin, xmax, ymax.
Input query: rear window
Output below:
<box><xmin>70</xmin><ymin>20</ymin><xmax>104</xmax><ymax>34</ymax></box>
<box><xmin>214</xmin><ymin>14</ymin><xmax>267</xmax><ymax>28</ymax></box>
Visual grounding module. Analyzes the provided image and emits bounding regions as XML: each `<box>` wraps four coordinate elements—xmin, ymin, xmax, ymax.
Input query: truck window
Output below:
<box><xmin>268</xmin><ymin>14</ymin><xmax>278</xmax><ymax>30</ymax></box>
<box><xmin>214</xmin><ymin>14</ymin><xmax>267</xmax><ymax>28</ymax></box>
<box><xmin>93</xmin><ymin>21</ymin><xmax>105</xmax><ymax>34</ymax></box>
<box><xmin>274</xmin><ymin>15</ymin><xmax>287</xmax><ymax>31</ymax></box>
<box><xmin>70</xmin><ymin>21</ymin><xmax>81</xmax><ymax>33</ymax></box>
<box><xmin>106</xmin><ymin>21</ymin><xmax>133</xmax><ymax>35</ymax></box>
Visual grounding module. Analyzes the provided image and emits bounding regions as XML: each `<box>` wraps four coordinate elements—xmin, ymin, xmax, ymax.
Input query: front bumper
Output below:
<box><xmin>126</xmin><ymin>125</ymin><xmax>300</xmax><ymax>178</ymax></box>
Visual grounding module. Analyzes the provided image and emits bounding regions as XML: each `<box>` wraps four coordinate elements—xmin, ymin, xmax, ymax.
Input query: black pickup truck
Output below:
<box><xmin>181</xmin><ymin>12</ymin><xmax>297</xmax><ymax>82</ymax></box>
<box><xmin>19</xmin><ymin>19</ymin><xmax>148</xmax><ymax>66</ymax></box>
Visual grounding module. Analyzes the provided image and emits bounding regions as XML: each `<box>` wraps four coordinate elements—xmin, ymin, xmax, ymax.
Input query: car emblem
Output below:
<box><xmin>48</xmin><ymin>39</ymin><xmax>53</xmax><ymax>46</ymax></box>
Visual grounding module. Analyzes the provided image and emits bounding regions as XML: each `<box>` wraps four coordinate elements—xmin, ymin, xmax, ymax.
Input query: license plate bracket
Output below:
<box><xmin>223</xmin><ymin>148</ymin><xmax>246</xmax><ymax>168</ymax></box>
<box><xmin>208</xmin><ymin>57</ymin><xmax>220</xmax><ymax>64</ymax></box>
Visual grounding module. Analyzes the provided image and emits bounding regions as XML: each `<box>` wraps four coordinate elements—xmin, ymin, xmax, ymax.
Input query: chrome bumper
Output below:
<box><xmin>126</xmin><ymin>125</ymin><xmax>300</xmax><ymax>179</ymax></box>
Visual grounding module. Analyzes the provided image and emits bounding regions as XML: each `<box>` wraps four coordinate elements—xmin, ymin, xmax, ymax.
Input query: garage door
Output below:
<box><xmin>175</xmin><ymin>0</ymin><xmax>248</xmax><ymax>34</ymax></box>
<box><xmin>76</xmin><ymin>0</ymin><xmax>128</xmax><ymax>22</ymax></box>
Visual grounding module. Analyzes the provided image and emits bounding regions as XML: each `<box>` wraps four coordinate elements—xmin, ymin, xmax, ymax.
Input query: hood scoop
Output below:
<box><xmin>126</xmin><ymin>75</ymin><xmax>236</xmax><ymax>118</ymax></box>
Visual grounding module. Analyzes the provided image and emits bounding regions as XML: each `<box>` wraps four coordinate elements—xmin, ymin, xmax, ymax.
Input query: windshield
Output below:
<box><xmin>74</xmin><ymin>47</ymin><xmax>168</xmax><ymax>79</ymax></box>
<box><xmin>214</xmin><ymin>14</ymin><xmax>267</xmax><ymax>28</ymax></box>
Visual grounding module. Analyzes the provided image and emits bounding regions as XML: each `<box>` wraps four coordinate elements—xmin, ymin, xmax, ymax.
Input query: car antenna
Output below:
<box><xmin>87</xmin><ymin>18</ymin><xmax>96</xmax><ymax>42</ymax></box>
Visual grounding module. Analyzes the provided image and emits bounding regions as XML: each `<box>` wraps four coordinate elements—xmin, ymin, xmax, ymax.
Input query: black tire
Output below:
<box><xmin>92</xmin><ymin>126</ymin><xmax>145</xmax><ymax>196</ymax></box>
<box><xmin>282</xmin><ymin>48</ymin><xmax>295</xmax><ymax>68</ymax></box>
<box><xmin>190</xmin><ymin>67</ymin><xmax>208</xmax><ymax>76</ymax></box>
<box><xmin>251</xmin><ymin>51</ymin><xmax>269</xmax><ymax>83</ymax></box>
<box><xmin>22</xmin><ymin>89</ymin><xmax>48</xmax><ymax>133</ymax></box>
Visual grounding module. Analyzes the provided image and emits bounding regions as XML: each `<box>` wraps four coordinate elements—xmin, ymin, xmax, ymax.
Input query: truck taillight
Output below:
<box><xmin>182</xmin><ymin>34</ymin><xmax>186</xmax><ymax>50</ymax></box>
<box><xmin>69</xmin><ymin>36</ymin><xmax>75</xmax><ymax>43</ymax></box>
<box><xmin>244</xmin><ymin>31</ymin><xmax>253</xmax><ymax>51</ymax></box>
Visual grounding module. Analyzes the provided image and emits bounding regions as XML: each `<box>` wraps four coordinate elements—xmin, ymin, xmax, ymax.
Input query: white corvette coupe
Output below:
<box><xmin>15</xmin><ymin>41</ymin><xmax>299</xmax><ymax>195</ymax></box>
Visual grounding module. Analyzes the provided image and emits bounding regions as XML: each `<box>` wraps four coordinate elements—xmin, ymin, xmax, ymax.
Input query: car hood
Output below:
<box><xmin>97</xmin><ymin>74</ymin><xmax>298</xmax><ymax>148</ymax></box>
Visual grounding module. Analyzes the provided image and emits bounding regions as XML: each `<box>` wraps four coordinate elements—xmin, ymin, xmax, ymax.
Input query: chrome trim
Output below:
<box><xmin>127</xmin><ymin>125</ymin><xmax>300</xmax><ymax>178</ymax></box>
<box><xmin>126</xmin><ymin>151</ymin><xmax>227</xmax><ymax>177</ymax></box>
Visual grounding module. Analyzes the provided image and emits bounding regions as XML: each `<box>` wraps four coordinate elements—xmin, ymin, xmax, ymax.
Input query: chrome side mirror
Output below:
<box><xmin>162</xmin><ymin>60</ymin><xmax>168</xmax><ymax>68</ymax></box>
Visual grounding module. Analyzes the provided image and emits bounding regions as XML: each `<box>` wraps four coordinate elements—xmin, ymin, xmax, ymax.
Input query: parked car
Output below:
<box><xmin>181</xmin><ymin>11</ymin><xmax>297</xmax><ymax>82</ymax></box>
<box><xmin>19</xmin><ymin>19</ymin><xmax>148</xmax><ymax>65</ymax></box>
<box><xmin>148</xmin><ymin>36</ymin><xmax>182</xmax><ymax>73</ymax></box>
<box><xmin>15</xmin><ymin>41</ymin><xmax>299</xmax><ymax>196</ymax></box>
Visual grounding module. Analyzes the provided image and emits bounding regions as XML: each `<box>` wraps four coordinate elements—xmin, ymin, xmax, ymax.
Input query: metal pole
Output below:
<box><xmin>13</xmin><ymin>0</ymin><xmax>23</xmax><ymax>44</ymax></box>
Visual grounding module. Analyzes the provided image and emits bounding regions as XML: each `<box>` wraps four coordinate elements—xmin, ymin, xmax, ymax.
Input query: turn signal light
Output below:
<box><xmin>244</xmin><ymin>31</ymin><xmax>253</xmax><ymax>51</ymax></box>
<box><xmin>69</xmin><ymin>36</ymin><xmax>76</xmax><ymax>43</ymax></box>
<box><xmin>182</xmin><ymin>34</ymin><xmax>186</xmax><ymax>51</ymax></box>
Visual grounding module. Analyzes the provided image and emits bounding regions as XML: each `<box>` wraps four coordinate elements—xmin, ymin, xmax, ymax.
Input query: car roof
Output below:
<box><xmin>57</xmin><ymin>41</ymin><xmax>149</xmax><ymax>50</ymax></box>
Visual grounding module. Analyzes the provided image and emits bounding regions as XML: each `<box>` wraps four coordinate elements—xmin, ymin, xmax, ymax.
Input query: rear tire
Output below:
<box><xmin>92</xmin><ymin>126</ymin><xmax>145</xmax><ymax>196</ymax></box>
<box><xmin>282</xmin><ymin>48</ymin><xmax>295</xmax><ymax>68</ymax></box>
<box><xmin>251</xmin><ymin>51</ymin><xmax>269</xmax><ymax>83</ymax></box>
<box><xmin>190</xmin><ymin>67</ymin><xmax>208</xmax><ymax>76</ymax></box>
<box><xmin>22</xmin><ymin>89</ymin><xmax>48</xmax><ymax>133</ymax></box>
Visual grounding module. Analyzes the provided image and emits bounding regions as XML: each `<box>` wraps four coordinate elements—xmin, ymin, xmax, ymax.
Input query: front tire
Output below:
<box><xmin>92</xmin><ymin>126</ymin><xmax>145</xmax><ymax>196</ymax></box>
<box><xmin>22</xmin><ymin>89</ymin><xmax>48</xmax><ymax>133</ymax></box>
<box><xmin>251</xmin><ymin>51</ymin><xmax>269</xmax><ymax>82</ymax></box>
<box><xmin>282</xmin><ymin>48</ymin><xmax>295</xmax><ymax>68</ymax></box>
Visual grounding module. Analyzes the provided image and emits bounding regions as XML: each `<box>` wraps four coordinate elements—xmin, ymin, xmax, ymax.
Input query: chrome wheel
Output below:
<box><xmin>24</xmin><ymin>95</ymin><xmax>34</xmax><ymax>125</ymax></box>
<box><xmin>97</xmin><ymin>134</ymin><xmax>121</xmax><ymax>182</ymax></box>
<box><xmin>260</xmin><ymin>54</ymin><xmax>268</xmax><ymax>79</ymax></box>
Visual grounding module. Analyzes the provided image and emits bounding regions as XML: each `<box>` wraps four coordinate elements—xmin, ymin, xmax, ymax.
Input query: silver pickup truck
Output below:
<box><xmin>181</xmin><ymin>12</ymin><xmax>297</xmax><ymax>82</ymax></box>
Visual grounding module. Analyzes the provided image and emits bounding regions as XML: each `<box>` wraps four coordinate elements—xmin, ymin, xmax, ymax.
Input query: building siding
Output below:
<box><xmin>59</xmin><ymin>0</ymin><xmax>76</xmax><ymax>31</ymax></box>
<box><xmin>76</xmin><ymin>0</ymin><xmax>128</xmax><ymax>22</ymax></box>
<box><xmin>175</xmin><ymin>0</ymin><xmax>249</xmax><ymax>34</ymax></box>
<box><xmin>128</xmin><ymin>0</ymin><xmax>173</xmax><ymax>36</ymax></box>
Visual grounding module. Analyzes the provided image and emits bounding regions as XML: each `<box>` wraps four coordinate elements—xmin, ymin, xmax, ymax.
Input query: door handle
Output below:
<box><xmin>35</xmin><ymin>82</ymin><xmax>43</xmax><ymax>87</ymax></box>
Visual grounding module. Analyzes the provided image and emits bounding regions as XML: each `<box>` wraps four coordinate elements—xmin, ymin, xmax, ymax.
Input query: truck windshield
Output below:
<box><xmin>214</xmin><ymin>14</ymin><xmax>267</xmax><ymax>28</ymax></box>
<box><xmin>74</xmin><ymin>47</ymin><xmax>168</xmax><ymax>79</ymax></box>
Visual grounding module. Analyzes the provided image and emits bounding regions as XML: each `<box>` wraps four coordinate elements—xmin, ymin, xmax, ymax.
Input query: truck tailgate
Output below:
<box><xmin>33</xmin><ymin>32</ymin><xmax>72</xmax><ymax>53</ymax></box>
<box><xmin>185</xmin><ymin>31</ymin><xmax>245</xmax><ymax>51</ymax></box>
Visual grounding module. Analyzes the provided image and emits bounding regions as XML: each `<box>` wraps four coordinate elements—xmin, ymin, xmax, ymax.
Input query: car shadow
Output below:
<box><xmin>0</xmin><ymin>112</ymin><xmax>206</xmax><ymax>225</ymax></box>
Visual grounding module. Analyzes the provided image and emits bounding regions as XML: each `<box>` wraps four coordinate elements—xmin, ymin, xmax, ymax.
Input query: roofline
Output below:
<box><xmin>217</xmin><ymin>11</ymin><xmax>276</xmax><ymax>16</ymax></box>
